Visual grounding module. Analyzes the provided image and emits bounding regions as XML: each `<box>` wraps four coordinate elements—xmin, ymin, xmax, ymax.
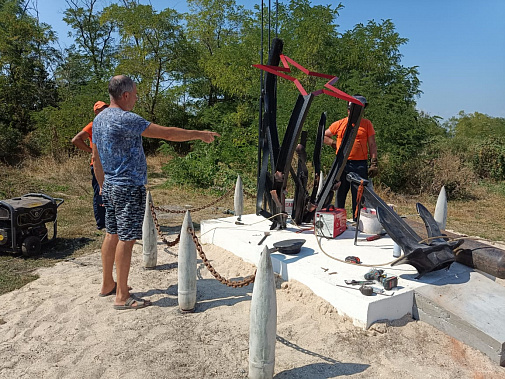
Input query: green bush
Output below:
<box><xmin>470</xmin><ymin>137</ymin><xmax>505</xmax><ymax>181</ymax></box>
<box><xmin>377</xmin><ymin>146</ymin><xmax>477</xmax><ymax>200</ymax></box>
<box><xmin>0</xmin><ymin>123</ymin><xmax>23</xmax><ymax>163</ymax></box>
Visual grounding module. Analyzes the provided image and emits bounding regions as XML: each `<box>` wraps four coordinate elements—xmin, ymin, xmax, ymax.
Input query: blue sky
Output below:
<box><xmin>38</xmin><ymin>0</ymin><xmax>505</xmax><ymax>121</ymax></box>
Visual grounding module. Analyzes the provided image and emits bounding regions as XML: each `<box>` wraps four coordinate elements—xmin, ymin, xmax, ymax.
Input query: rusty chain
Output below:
<box><xmin>150</xmin><ymin>203</ymin><xmax>180</xmax><ymax>247</ymax></box>
<box><xmin>150</xmin><ymin>187</ymin><xmax>233</xmax><ymax>247</ymax></box>
<box><xmin>187</xmin><ymin>226</ymin><xmax>256</xmax><ymax>287</ymax></box>
<box><xmin>153</xmin><ymin>187</ymin><xmax>234</xmax><ymax>214</ymax></box>
<box><xmin>148</xmin><ymin>185</ymin><xmax>256</xmax><ymax>287</ymax></box>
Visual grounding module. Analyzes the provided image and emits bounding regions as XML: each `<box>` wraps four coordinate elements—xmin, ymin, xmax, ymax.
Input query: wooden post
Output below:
<box><xmin>142</xmin><ymin>191</ymin><xmax>157</xmax><ymax>269</ymax></box>
<box><xmin>178</xmin><ymin>211</ymin><xmax>197</xmax><ymax>312</ymax></box>
<box><xmin>249</xmin><ymin>246</ymin><xmax>277</xmax><ymax>379</ymax></box>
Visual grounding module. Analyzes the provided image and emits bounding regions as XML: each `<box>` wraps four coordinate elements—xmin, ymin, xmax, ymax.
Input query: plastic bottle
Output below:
<box><xmin>393</xmin><ymin>242</ymin><xmax>402</xmax><ymax>258</ymax></box>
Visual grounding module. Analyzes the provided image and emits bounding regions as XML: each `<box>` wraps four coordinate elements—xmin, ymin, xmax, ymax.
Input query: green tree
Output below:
<box><xmin>0</xmin><ymin>0</ymin><xmax>59</xmax><ymax>161</ymax></box>
<box><xmin>63</xmin><ymin>0</ymin><xmax>116</xmax><ymax>82</ymax></box>
<box><xmin>185</xmin><ymin>0</ymin><xmax>261</xmax><ymax>105</ymax></box>
<box><xmin>443</xmin><ymin>112</ymin><xmax>505</xmax><ymax>181</ymax></box>
<box><xmin>102</xmin><ymin>1</ymin><xmax>192</xmax><ymax>124</ymax></box>
<box><xmin>447</xmin><ymin>111</ymin><xmax>505</xmax><ymax>139</ymax></box>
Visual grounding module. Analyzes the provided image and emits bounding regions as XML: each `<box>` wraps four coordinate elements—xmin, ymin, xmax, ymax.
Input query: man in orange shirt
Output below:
<box><xmin>71</xmin><ymin>101</ymin><xmax>109</xmax><ymax>230</ymax></box>
<box><xmin>323</xmin><ymin>95</ymin><xmax>378</xmax><ymax>219</ymax></box>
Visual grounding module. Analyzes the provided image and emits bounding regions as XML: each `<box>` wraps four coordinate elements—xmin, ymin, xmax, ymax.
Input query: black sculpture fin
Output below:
<box><xmin>376</xmin><ymin>206</ymin><xmax>419</xmax><ymax>256</ymax></box>
<box><xmin>416</xmin><ymin>202</ymin><xmax>446</xmax><ymax>244</ymax></box>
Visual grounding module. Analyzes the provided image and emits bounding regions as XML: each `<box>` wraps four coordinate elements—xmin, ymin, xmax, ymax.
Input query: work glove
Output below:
<box><xmin>368</xmin><ymin>158</ymin><xmax>379</xmax><ymax>178</ymax></box>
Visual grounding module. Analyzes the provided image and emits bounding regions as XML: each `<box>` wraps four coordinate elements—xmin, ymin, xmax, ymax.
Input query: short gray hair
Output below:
<box><xmin>108</xmin><ymin>75</ymin><xmax>135</xmax><ymax>100</ymax></box>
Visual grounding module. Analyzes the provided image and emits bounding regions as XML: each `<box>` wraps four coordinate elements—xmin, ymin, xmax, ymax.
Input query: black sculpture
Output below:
<box><xmin>346</xmin><ymin>172</ymin><xmax>462</xmax><ymax>278</ymax></box>
<box><xmin>254</xmin><ymin>38</ymin><xmax>463</xmax><ymax>278</ymax></box>
<box><xmin>255</xmin><ymin>37</ymin><xmax>364</xmax><ymax>229</ymax></box>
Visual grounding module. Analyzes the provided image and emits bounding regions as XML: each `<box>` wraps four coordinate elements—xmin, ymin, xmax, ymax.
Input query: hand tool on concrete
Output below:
<box><xmin>364</xmin><ymin>268</ymin><xmax>398</xmax><ymax>290</ymax></box>
<box><xmin>358</xmin><ymin>233</ymin><xmax>386</xmax><ymax>242</ymax></box>
<box><xmin>345</xmin><ymin>256</ymin><xmax>361</xmax><ymax>264</ymax></box>
<box><xmin>353</xmin><ymin>202</ymin><xmax>363</xmax><ymax>246</ymax></box>
<box><xmin>370</xmin><ymin>287</ymin><xmax>394</xmax><ymax>296</ymax></box>
<box><xmin>344</xmin><ymin>280</ymin><xmax>374</xmax><ymax>286</ymax></box>
<box><xmin>364</xmin><ymin>268</ymin><xmax>384</xmax><ymax>280</ymax></box>
<box><xmin>257</xmin><ymin>232</ymin><xmax>271</xmax><ymax>245</ymax></box>
<box><xmin>380</xmin><ymin>275</ymin><xmax>398</xmax><ymax>290</ymax></box>
<box><xmin>335</xmin><ymin>284</ymin><xmax>373</xmax><ymax>296</ymax></box>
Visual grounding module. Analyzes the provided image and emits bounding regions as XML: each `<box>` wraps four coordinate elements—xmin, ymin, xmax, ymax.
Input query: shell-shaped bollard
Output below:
<box><xmin>234</xmin><ymin>175</ymin><xmax>244</xmax><ymax>221</ymax></box>
<box><xmin>249</xmin><ymin>246</ymin><xmax>277</xmax><ymax>379</ymax></box>
<box><xmin>142</xmin><ymin>191</ymin><xmax>157</xmax><ymax>269</ymax></box>
<box><xmin>317</xmin><ymin>170</ymin><xmax>324</xmax><ymax>198</ymax></box>
<box><xmin>178</xmin><ymin>211</ymin><xmax>197</xmax><ymax>312</ymax></box>
<box><xmin>434</xmin><ymin>186</ymin><xmax>447</xmax><ymax>230</ymax></box>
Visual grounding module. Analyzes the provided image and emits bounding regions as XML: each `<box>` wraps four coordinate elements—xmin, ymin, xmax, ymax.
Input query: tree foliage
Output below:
<box><xmin>63</xmin><ymin>0</ymin><xmax>116</xmax><ymax>82</ymax></box>
<box><xmin>0</xmin><ymin>0</ymin><xmax>59</xmax><ymax>161</ymax></box>
<box><xmin>2</xmin><ymin>0</ymin><xmax>500</xmax><ymax>193</ymax></box>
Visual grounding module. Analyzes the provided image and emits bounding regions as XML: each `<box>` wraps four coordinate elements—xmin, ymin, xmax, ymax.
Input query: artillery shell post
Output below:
<box><xmin>178</xmin><ymin>211</ymin><xmax>197</xmax><ymax>312</ymax></box>
<box><xmin>249</xmin><ymin>246</ymin><xmax>277</xmax><ymax>379</ymax></box>
<box><xmin>142</xmin><ymin>191</ymin><xmax>157</xmax><ymax>269</ymax></box>
<box><xmin>234</xmin><ymin>175</ymin><xmax>244</xmax><ymax>222</ymax></box>
<box><xmin>434</xmin><ymin>186</ymin><xmax>447</xmax><ymax>230</ymax></box>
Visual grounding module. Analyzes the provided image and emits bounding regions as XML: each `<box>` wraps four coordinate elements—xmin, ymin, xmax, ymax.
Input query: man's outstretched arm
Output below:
<box><xmin>142</xmin><ymin>124</ymin><xmax>220</xmax><ymax>143</ymax></box>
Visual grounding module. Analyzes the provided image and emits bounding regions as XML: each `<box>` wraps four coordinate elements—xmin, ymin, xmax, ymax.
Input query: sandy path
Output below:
<box><xmin>0</xmin><ymin>240</ymin><xmax>503</xmax><ymax>378</ymax></box>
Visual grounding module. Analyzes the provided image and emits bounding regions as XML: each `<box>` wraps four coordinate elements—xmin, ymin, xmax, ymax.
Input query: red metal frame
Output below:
<box><xmin>253</xmin><ymin>54</ymin><xmax>363</xmax><ymax>106</ymax></box>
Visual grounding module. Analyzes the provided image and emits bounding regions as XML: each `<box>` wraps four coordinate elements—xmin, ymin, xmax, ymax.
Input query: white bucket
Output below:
<box><xmin>285</xmin><ymin>198</ymin><xmax>294</xmax><ymax>215</ymax></box>
<box><xmin>359</xmin><ymin>208</ymin><xmax>383</xmax><ymax>234</ymax></box>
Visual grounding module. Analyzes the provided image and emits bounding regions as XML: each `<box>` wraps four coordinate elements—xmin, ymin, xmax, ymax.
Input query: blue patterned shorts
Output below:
<box><xmin>102</xmin><ymin>182</ymin><xmax>146</xmax><ymax>241</ymax></box>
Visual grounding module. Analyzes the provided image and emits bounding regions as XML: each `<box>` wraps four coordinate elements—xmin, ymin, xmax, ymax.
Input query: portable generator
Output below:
<box><xmin>0</xmin><ymin>193</ymin><xmax>64</xmax><ymax>256</ymax></box>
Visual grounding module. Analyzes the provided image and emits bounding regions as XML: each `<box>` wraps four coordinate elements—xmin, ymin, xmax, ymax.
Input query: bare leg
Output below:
<box><xmin>100</xmin><ymin>233</ymin><xmax>118</xmax><ymax>295</ymax></box>
<box><xmin>114</xmin><ymin>239</ymin><xmax>136</xmax><ymax>305</ymax></box>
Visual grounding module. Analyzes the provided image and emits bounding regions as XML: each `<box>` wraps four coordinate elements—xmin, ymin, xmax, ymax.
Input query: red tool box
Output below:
<box><xmin>314</xmin><ymin>206</ymin><xmax>347</xmax><ymax>238</ymax></box>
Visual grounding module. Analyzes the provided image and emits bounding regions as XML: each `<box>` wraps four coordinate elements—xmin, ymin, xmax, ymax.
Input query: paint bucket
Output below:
<box><xmin>284</xmin><ymin>198</ymin><xmax>294</xmax><ymax>215</ymax></box>
<box><xmin>359</xmin><ymin>207</ymin><xmax>383</xmax><ymax>234</ymax></box>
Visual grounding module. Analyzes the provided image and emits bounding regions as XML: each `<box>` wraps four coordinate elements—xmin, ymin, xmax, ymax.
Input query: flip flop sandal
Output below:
<box><xmin>98</xmin><ymin>283</ymin><xmax>132</xmax><ymax>297</ymax></box>
<box><xmin>98</xmin><ymin>283</ymin><xmax>117</xmax><ymax>297</ymax></box>
<box><xmin>113</xmin><ymin>296</ymin><xmax>152</xmax><ymax>310</ymax></box>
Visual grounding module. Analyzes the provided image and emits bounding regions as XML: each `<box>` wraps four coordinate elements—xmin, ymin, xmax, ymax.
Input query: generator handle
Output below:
<box><xmin>22</xmin><ymin>193</ymin><xmax>64</xmax><ymax>208</ymax></box>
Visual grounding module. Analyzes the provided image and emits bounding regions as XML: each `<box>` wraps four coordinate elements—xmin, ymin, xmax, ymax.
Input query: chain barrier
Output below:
<box><xmin>150</xmin><ymin>187</ymin><xmax>234</xmax><ymax>248</ymax></box>
<box><xmin>150</xmin><ymin>203</ymin><xmax>180</xmax><ymax>247</ymax></box>
<box><xmin>148</xmin><ymin>185</ymin><xmax>256</xmax><ymax>287</ymax></box>
<box><xmin>188</xmin><ymin>226</ymin><xmax>256</xmax><ymax>288</ymax></box>
<box><xmin>153</xmin><ymin>187</ymin><xmax>233</xmax><ymax>214</ymax></box>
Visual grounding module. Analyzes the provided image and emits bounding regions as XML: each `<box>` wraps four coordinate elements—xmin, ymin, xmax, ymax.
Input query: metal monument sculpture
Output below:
<box><xmin>254</xmin><ymin>37</ymin><xmax>365</xmax><ymax>230</ymax></box>
<box><xmin>254</xmin><ymin>38</ymin><xmax>463</xmax><ymax>278</ymax></box>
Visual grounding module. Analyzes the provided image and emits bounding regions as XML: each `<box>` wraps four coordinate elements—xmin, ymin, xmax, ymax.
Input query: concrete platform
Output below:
<box><xmin>200</xmin><ymin>213</ymin><xmax>505</xmax><ymax>366</ymax></box>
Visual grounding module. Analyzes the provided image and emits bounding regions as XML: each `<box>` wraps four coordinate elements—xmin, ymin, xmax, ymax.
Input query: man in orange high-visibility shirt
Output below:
<box><xmin>71</xmin><ymin>101</ymin><xmax>109</xmax><ymax>230</ymax></box>
<box><xmin>323</xmin><ymin>95</ymin><xmax>378</xmax><ymax>220</ymax></box>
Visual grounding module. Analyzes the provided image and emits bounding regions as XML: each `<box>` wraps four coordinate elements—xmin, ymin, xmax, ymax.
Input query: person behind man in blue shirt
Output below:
<box><xmin>92</xmin><ymin>75</ymin><xmax>220</xmax><ymax>310</ymax></box>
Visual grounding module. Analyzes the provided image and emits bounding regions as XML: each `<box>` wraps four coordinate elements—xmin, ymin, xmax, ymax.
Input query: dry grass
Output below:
<box><xmin>0</xmin><ymin>153</ymin><xmax>503</xmax><ymax>295</ymax></box>
<box><xmin>373</xmin><ymin>183</ymin><xmax>505</xmax><ymax>242</ymax></box>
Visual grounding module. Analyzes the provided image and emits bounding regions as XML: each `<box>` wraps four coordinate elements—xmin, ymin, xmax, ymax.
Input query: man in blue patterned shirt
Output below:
<box><xmin>92</xmin><ymin>75</ymin><xmax>220</xmax><ymax>310</ymax></box>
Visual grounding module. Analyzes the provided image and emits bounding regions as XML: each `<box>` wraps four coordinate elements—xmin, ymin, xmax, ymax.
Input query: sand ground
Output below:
<box><xmin>0</xmin><ymin>235</ymin><xmax>504</xmax><ymax>379</ymax></box>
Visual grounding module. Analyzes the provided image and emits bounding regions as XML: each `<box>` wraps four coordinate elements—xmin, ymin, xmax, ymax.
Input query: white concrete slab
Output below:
<box><xmin>201</xmin><ymin>213</ymin><xmax>505</xmax><ymax>365</ymax></box>
<box><xmin>200</xmin><ymin>213</ymin><xmax>471</xmax><ymax>328</ymax></box>
<box><xmin>413</xmin><ymin>271</ymin><xmax>505</xmax><ymax>366</ymax></box>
